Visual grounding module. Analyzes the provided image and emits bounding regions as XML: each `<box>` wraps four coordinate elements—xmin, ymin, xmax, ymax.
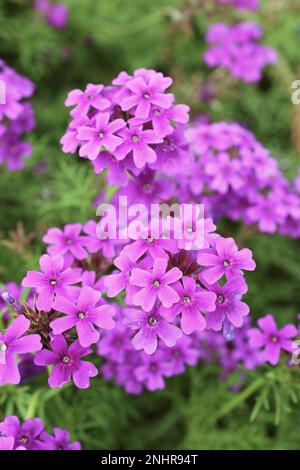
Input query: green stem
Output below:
<box><xmin>25</xmin><ymin>389</ymin><xmax>42</xmax><ymax>419</ymax></box>
<box><xmin>216</xmin><ymin>378</ymin><xmax>265</xmax><ymax>420</ymax></box>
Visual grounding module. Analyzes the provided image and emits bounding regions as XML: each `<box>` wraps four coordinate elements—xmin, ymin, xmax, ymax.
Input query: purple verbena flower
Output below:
<box><xmin>51</xmin><ymin>286</ymin><xmax>115</xmax><ymax>347</ymax></box>
<box><xmin>130</xmin><ymin>258</ymin><xmax>182</xmax><ymax>312</ymax></box>
<box><xmin>22</xmin><ymin>254</ymin><xmax>81</xmax><ymax>312</ymax></box>
<box><xmin>34</xmin><ymin>335</ymin><xmax>98</xmax><ymax>388</ymax></box>
<box><xmin>248</xmin><ymin>314</ymin><xmax>298</xmax><ymax>365</ymax></box>
<box><xmin>0</xmin><ymin>315</ymin><xmax>42</xmax><ymax>385</ymax></box>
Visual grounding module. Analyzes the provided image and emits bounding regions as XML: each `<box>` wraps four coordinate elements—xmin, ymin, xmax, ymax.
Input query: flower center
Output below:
<box><xmin>163</xmin><ymin>138</ymin><xmax>177</xmax><ymax>152</ymax></box>
<box><xmin>217</xmin><ymin>294</ymin><xmax>225</xmax><ymax>304</ymax></box>
<box><xmin>186</xmin><ymin>227</ymin><xmax>193</xmax><ymax>234</ymax></box>
<box><xmin>132</xmin><ymin>134</ymin><xmax>139</xmax><ymax>142</ymax></box>
<box><xmin>78</xmin><ymin>311</ymin><xmax>86</xmax><ymax>320</ymax></box>
<box><xmin>19</xmin><ymin>436</ymin><xmax>29</xmax><ymax>445</ymax></box>
<box><xmin>153</xmin><ymin>280</ymin><xmax>160</xmax><ymax>288</ymax></box>
<box><xmin>98</xmin><ymin>132</ymin><xmax>105</xmax><ymax>138</ymax></box>
<box><xmin>114</xmin><ymin>338</ymin><xmax>122</xmax><ymax>346</ymax></box>
<box><xmin>143</xmin><ymin>182</ymin><xmax>152</xmax><ymax>192</ymax></box>
<box><xmin>49</xmin><ymin>279</ymin><xmax>57</xmax><ymax>286</ymax></box>
<box><xmin>154</xmin><ymin>109</ymin><xmax>161</xmax><ymax>116</ymax></box>
<box><xmin>183</xmin><ymin>296</ymin><xmax>191</xmax><ymax>305</ymax></box>
<box><xmin>271</xmin><ymin>336</ymin><xmax>278</xmax><ymax>343</ymax></box>
<box><xmin>150</xmin><ymin>363</ymin><xmax>158</xmax><ymax>372</ymax></box>
<box><xmin>62</xmin><ymin>355</ymin><xmax>70</xmax><ymax>364</ymax></box>
<box><xmin>147</xmin><ymin>237</ymin><xmax>154</xmax><ymax>243</ymax></box>
<box><xmin>223</xmin><ymin>260</ymin><xmax>230</xmax><ymax>268</ymax></box>
<box><xmin>148</xmin><ymin>316</ymin><xmax>158</xmax><ymax>326</ymax></box>
<box><xmin>65</xmin><ymin>238</ymin><xmax>73</xmax><ymax>245</ymax></box>
<box><xmin>143</xmin><ymin>92</ymin><xmax>150</xmax><ymax>99</ymax></box>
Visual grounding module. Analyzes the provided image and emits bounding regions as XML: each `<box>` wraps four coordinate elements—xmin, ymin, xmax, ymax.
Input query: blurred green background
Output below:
<box><xmin>0</xmin><ymin>0</ymin><xmax>300</xmax><ymax>449</ymax></box>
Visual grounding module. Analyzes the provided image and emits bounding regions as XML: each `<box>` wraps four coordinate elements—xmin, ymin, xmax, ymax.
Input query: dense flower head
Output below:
<box><xmin>61</xmin><ymin>69</ymin><xmax>190</xmax><ymax>187</ymax></box>
<box><xmin>216</xmin><ymin>0</ymin><xmax>260</xmax><ymax>10</ymax></box>
<box><xmin>98</xmin><ymin>312</ymin><xmax>201</xmax><ymax>394</ymax></box>
<box><xmin>34</xmin><ymin>0</ymin><xmax>69</xmax><ymax>29</ymax></box>
<box><xmin>186</xmin><ymin>121</ymin><xmax>300</xmax><ymax>237</ymax></box>
<box><xmin>0</xmin><ymin>415</ymin><xmax>80</xmax><ymax>450</ymax></box>
<box><xmin>103</xmin><ymin>218</ymin><xmax>255</xmax><ymax>353</ymax></box>
<box><xmin>0</xmin><ymin>60</ymin><xmax>35</xmax><ymax>170</ymax></box>
<box><xmin>204</xmin><ymin>22</ymin><xmax>277</xmax><ymax>83</ymax></box>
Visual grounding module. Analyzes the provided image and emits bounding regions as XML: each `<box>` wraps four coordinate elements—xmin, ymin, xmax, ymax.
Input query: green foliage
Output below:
<box><xmin>0</xmin><ymin>0</ymin><xmax>300</xmax><ymax>450</ymax></box>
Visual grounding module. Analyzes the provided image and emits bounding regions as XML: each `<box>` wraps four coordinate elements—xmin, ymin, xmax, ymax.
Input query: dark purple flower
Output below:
<box><xmin>34</xmin><ymin>335</ymin><xmax>98</xmax><ymax>388</ymax></box>
<box><xmin>0</xmin><ymin>416</ymin><xmax>49</xmax><ymax>450</ymax></box>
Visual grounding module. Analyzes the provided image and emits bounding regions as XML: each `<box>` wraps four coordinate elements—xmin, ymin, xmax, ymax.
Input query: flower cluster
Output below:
<box><xmin>60</xmin><ymin>69</ymin><xmax>189</xmax><ymax>187</ymax></box>
<box><xmin>98</xmin><ymin>309</ymin><xmax>200</xmax><ymax>393</ymax></box>
<box><xmin>0</xmin><ymin>416</ymin><xmax>80</xmax><ymax>450</ymax></box>
<box><xmin>197</xmin><ymin>318</ymin><xmax>264</xmax><ymax>381</ymax></box>
<box><xmin>0</xmin><ymin>206</ymin><xmax>255</xmax><ymax>391</ymax></box>
<box><xmin>216</xmin><ymin>0</ymin><xmax>259</xmax><ymax>10</ymax></box>
<box><xmin>0</xmin><ymin>60</ymin><xmax>35</xmax><ymax>171</ymax></box>
<box><xmin>104</xmin><ymin>218</ymin><xmax>255</xmax><ymax>351</ymax></box>
<box><xmin>34</xmin><ymin>0</ymin><xmax>69</xmax><ymax>29</ymax></box>
<box><xmin>186</xmin><ymin>121</ymin><xmax>300</xmax><ymax>237</ymax></box>
<box><xmin>204</xmin><ymin>22</ymin><xmax>277</xmax><ymax>83</ymax></box>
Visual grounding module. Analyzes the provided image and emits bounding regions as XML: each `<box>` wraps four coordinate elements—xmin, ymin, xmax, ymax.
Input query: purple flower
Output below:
<box><xmin>160</xmin><ymin>277</ymin><xmax>217</xmax><ymax>334</ymax></box>
<box><xmin>42</xmin><ymin>428</ymin><xmax>81</xmax><ymax>450</ymax></box>
<box><xmin>34</xmin><ymin>335</ymin><xmax>98</xmax><ymax>389</ymax></box>
<box><xmin>0</xmin><ymin>315</ymin><xmax>42</xmax><ymax>385</ymax></box>
<box><xmin>97</xmin><ymin>322</ymin><xmax>132</xmax><ymax>363</ymax></box>
<box><xmin>51</xmin><ymin>286</ymin><xmax>115</xmax><ymax>347</ymax></box>
<box><xmin>202</xmin><ymin>276</ymin><xmax>250</xmax><ymax>331</ymax></box>
<box><xmin>83</xmin><ymin>219</ymin><xmax>116</xmax><ymax>258</ymax></box>
<box><xmin>114</xmin><ymin>125</ymin><xmax>162</xmax><ymax>168</ymax></box>
<box><xmin>0</xmin><ymin>436</ymin><xmax>15</xmax><ymax>450</ymax></box>
<box><xmin>47</xmin><ymin>3</ymin><xmax>69</xmax><ymax>29</ymax></box>
<box><xmin>204</xmin><ymin>153</ymin><xmax>243</xmax><ymax>194</ymax></box>
<box><xmin>124</xmin><ymin>219</ymin><xmax>177</xmax><ymax>262</ymax></box>
<box><xmin>35</xmin><ymin>1</ymin><xmax>69</xmax><ymax>29</ymax></box>
<box><xmin>65</xmin><ymin>84</ymin><xmax>110</xmax><ymax>118</ymax></box>
<box><xmin>104</xmin><ymin>252</ymin><xmax>152</xmax><ymax>302</ymax></box>
<box><xmin>124</xmin><ymin>306</ymin><xmax>182</xmax><ymax>354</ymax></box>
<box><xmin>22</xmin><ymin>254</ymin><xmax>81</xmax><ymax>312</ymax></box>
<box><xmin>216</xmin><ymin>0</ymin><xmax>259</xmax><ymax>10</ymax></box>
<box><xmin>43</xmin><ymin>223</ymin><xmax>89</xmax><ymax>260</ymax></box>
<box><xmin>248</xmin><ymin>314</ymin><xmax>298</xmax><ymax>365</ymax></box>
<box><xmin>0</xmin><ymin>416</ymin><xmax>49</xmax><ymax>450</ymax></box>
<box><xmin>246</xmin><ymin>194</ymin><xmax>284</xmax><ymax>233</ymax></box>
<box><xmin>130</xmin><ymin>258</ymin><xmax>182</xmax><ymax>312</ymax></box>
<box><xmin>134</xmin><ymin>350</ymin><xmax>171</xmax><ymax>391</ymax></box>
<box><xmin>163</xmin><ymin>336</ymin><xmax>200</xmax><ymax>375</ymax></box>
<box><xmin>197</xmin><ymin>236</ymin><xmax>256</xmax><ymax>284</ymax></box>
<box><xmin>0</xmin><ymin>61</ymin><xmax>35</xmax><ymax>171</ymax></box>
<box><xmin>204</xmin><ymin>22</ymin><xmax>276</xmax><ymax>83</ymax></box>
<box><xmin>119</xmin><ymin>73</ymin><xmax>174</xmax><ymax>119</ymax></box>
<box><xmin>78</xmin><ymin>112</ymin><xmax>126</xmax><ymax>159</ymax></box>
